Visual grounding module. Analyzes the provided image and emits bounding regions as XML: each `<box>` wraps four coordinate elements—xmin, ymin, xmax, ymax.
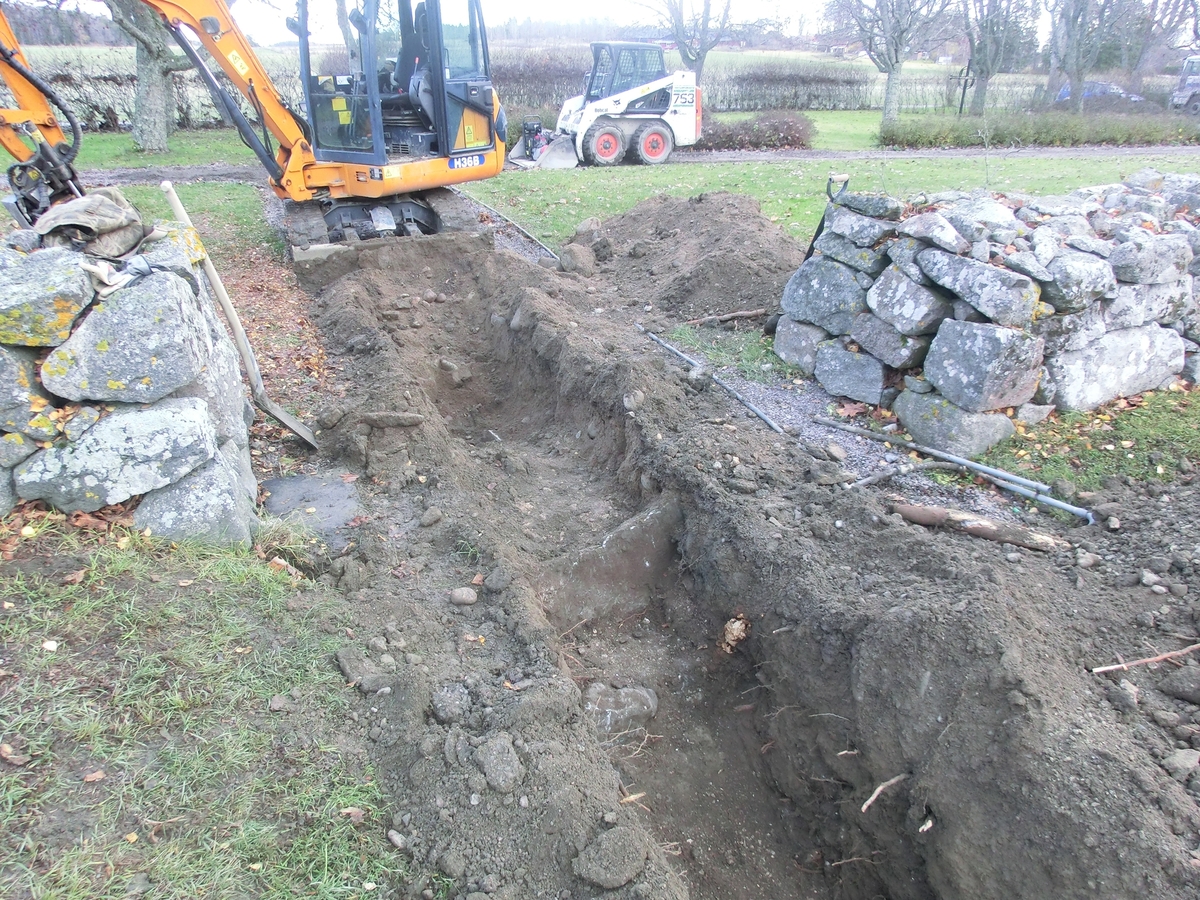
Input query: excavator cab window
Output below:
<box><xmin>298</xmin><ymin>0</ymin><xmax>378</xmax><ymax>158</ymax></box>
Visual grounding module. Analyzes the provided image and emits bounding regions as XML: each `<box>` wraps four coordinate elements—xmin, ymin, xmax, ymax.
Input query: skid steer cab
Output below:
<box><xmin>513</xmin><ymin>42</ymin><xmax>699</xmax><ymax>168</ymax></box>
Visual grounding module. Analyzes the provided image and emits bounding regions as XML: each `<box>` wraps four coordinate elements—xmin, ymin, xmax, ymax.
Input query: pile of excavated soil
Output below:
<box><xmin>296</xmin><ymin>196</ymin><xmax>1200</xmax><ymax>900</ymax></box>
<box><xmin>597</xmin><ymin>192</ymin><xmax>807</xmax><ymax>321</ymax></box>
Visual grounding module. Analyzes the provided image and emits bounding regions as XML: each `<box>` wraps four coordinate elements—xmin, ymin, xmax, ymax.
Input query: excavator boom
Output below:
<box><xmin>0</xmin><ymin>0</ymin><xmax>506</xmax><ymax>239</ymax></box>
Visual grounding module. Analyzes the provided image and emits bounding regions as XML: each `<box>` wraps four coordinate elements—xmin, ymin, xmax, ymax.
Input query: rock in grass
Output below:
<box><xmin>1045</xmin><ymin>324</ymin><xmax>1183</xmax><ymax>411</ymax></box>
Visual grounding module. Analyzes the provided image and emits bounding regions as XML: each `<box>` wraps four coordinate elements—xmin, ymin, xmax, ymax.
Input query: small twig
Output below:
<box><xmin>837</xmin><ymin>749</ymin><xmax>859</xmax><ymax>757</ymax></box>
<box><xmin>809</xmin><ymin>712</ymin><xmax>849</xmax><ymax>721</ymax></box>
<box><xmin>772</xmin><ymin>625</ymin><xmax>795</xmax><ymax>634</ymax></box>
<box><xmin>685</xmin><ymin>307</ymin><xmax>768</xmax><ymax>326</ymax></box>
<box><xmin>828</xmin><ymin>855</ymin><xmax>880</xmax><ymax>868</ymax></box>
<box><xmin>860</xmin><ymin>774</ymin><xmax>907</xmax><ymax>813</ymax></box>
<box><xmin>1091</xmin><ymin>642</ymin><xmax>1200</xmax><ymax>675</ymax></box>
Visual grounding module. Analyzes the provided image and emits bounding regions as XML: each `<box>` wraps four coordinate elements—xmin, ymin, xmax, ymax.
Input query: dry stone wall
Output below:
<box><xmin>776</xmin><ymin>168</ymin><xmax>1200</xmax><ymax>458</ymax></box>
<box><xmin>0</xmin><ymin>223</ymin><xmax>258</xmax><ymax>545</ymax></box>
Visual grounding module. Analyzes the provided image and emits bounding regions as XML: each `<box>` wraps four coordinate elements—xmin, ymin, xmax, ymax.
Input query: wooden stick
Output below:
<box><xmin>891</xmin><ymin>502</ymin><xmax>1070</xmax><ymax>553</ymax></box>
<box><xmin>861</xmin><ymin>774</ymin><xmax>907</xmax><ymax>813</ymax></box>
<box><xmin>1091</xmin><ymin>642</ymin><xmax>1200</xmax><ymax>675</ymax></box>
<box><xmin>685</xmin><ymin>308</ymin><xmax>768</xmax><ymax>326</ymax></box>
<box><xmin>850</xmin><ymin>460</ymin><xmax>964</xmax><ymax>489</ymax></box>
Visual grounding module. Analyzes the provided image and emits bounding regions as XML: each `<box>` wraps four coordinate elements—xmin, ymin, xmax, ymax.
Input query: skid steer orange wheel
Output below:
<box><xmin>632</xmin><ymin>122</ymin><xmax>673</xmax><ymax>165</ymax></box>
<box><xmin>583</xmin><ymin>123</ymin><xmax>626</xmax><ymax>166</ymax></box>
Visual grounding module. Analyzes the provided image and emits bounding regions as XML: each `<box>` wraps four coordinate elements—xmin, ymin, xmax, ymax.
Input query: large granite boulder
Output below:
<box><xmin>917</xmin><ymin>249</ymin><xmax>1041</xmax><ymax>326</ymax></box>
<box><xmin>773</xmin><ymin>319</ymin><xmax>828</xmax><ymax>376</ymax></box>
<box><xmin>1045</xmin><ymin>325</ymin><xmax>1184</xmax><ymax>410</ymax></box>
<box><xmin>866</xmin><ymin>265</ymin><xmax>954</xmax><ymax>335</ymax></box>
<box><xmin>923</xmin><ymin>320</ymin><xmax>1044</xmax><ymax>412</ymax></box>
<box><xmin>134</xmin><ymin>442</ymin><xmax>258</xmax><ymax>546</ymax></box>
<box><xmin>1040</xmin><ymin>251</ymin><xmax>1117</xmax><ymax>313</ymax></box>
<box><xmin>893</xmin><ymin>390</ymin><xmax>1015</xmax><ymax>457</ymax></box>
<box><xmin>1109</xmin><ymin>234</ymin><xmax>1192</xmax><ymax>284</ymax></box>
<box><xmin>814</xmin><ymin>343</ymin><xmax>888</xmax><ymax>405</ymax></box>
<box><xmin>781</xmin><ymin>256</ymin><xmax>871</xmax><ymax>335</ymax></box>
<box><xmin>0</xmin><ymin>247</ymin><xmax>93</xmax><ymax>346</ymax></box>
<box><xmin>851</xmin><ymin>313</ymin><xmax>930</xmax><ymax>368</ymax></box>
<box><xmin>40</xmin><ymin>271</ymin><xmax>211</xmax><ymax>404</ymax></box>
<box><xmin>14</xmin><ymin>397</ymin><xmax>218</xmax><ymax>512</ymax></box>
<box><xmin>885</xmin><ymin>236</ymin><xmax>933</xmax><ymax>285</ymax></box>
<box><xmin>1104</xmin><ymin>277</ymin><xmax>1194</xmax><ymax>330</ymax></box>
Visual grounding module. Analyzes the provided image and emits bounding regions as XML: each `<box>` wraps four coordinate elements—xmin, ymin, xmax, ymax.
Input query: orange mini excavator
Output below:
<box><xmin>0</xmin><ymin>0</ymin><xmax>506</xmax><ymax>241</ymax></box>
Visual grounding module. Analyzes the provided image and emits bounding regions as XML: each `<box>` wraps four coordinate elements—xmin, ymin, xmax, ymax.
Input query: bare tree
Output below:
<box><xmin>827</xmin><ymin>0</ymin><xmax>957</xmax><ymax>124</ymax></box>
<box><xmin>1105</xmin><ymin>0</ymin><xmax>1196</xmax><ymax>89</ymax></box>
<box><xmin>1044</xmin><ymin>0</ymin><xmax>1123</xmax><ymax>110</ymax></box>
<box><xmin>101</xmin><ymin>0</ymin><xmax>193</xmax><ymax>151</ymax></box>
<box><xmin>644</xmin><ymin>0</ymin><xmax>733</xmax><ymax>84</ymax></box>
<box><xmin>962</xmin><ymin>0</ymin><xmax>1037</xmax><ymax>114</ymax></box>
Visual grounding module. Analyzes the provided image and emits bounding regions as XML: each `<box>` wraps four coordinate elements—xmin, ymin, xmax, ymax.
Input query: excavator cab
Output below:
<box><xmin>296</xmin><ymin>0</ymin><xmax>496</xmax><ymax>166</ymax></box>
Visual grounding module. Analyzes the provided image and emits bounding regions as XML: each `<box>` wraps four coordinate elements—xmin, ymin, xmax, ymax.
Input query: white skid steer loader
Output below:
<box><xmin>510</xmin><ymin>42</ymin><xmax>701</xmax><ymax>169</ymax></box>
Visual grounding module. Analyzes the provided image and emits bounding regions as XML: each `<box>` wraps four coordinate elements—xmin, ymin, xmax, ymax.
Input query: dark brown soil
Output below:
<box><xmin>294</xmin><ymin>193</ymin><xmax>1200</xmax><ymax>899</ymax></box>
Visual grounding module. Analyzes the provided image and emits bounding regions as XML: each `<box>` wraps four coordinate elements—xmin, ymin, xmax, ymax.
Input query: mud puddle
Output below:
<box><xmin>298</xmin><ymin>196</ymin><xmax>1200</xmax><ymax>900</ymax></box>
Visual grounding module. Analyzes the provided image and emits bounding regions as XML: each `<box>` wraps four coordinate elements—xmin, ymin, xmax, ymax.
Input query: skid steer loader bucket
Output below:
<box><xmin>533</xmin><ymin>135</ymin><xmax>580</xmax><ymax>169</ymax></box>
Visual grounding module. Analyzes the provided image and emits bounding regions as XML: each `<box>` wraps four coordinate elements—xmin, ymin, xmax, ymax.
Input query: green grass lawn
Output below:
<box><xmin>803</xmin><ymin>110</ymin><xmax>882</xmax><ymax>150</ymax></box>
<box><xmin>463</xmin><ymin>151</ymin><xmax>1200</xmax><ymax>248</ymax></box>
<box><xmin>74</xmin><ymin>129</ymin><xmax>257</xmax><ymax>171</ymax></box>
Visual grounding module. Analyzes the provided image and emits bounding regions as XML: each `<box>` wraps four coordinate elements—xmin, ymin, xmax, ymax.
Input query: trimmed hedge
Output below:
<box><xmin>694</xmin><ymin>111</ymin><xmax>814</xmax><ymax>151</ymax></box>
<box><xmin>881</xmin><ymin>112</ymin><xmax>1200</xmax><ymax>148</ymax></box>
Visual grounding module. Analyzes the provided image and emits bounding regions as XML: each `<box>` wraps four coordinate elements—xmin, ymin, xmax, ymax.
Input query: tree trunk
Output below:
<box><xmin>693</xmin><ymin>54</ymin><xmax>705</xmax><ymax>85</ymax></box>
<box><xmin>133</xmin><ymin>42</ymin><xmax>172</xmax><ymax>151</ymax></box>
<box><xmin>882</xmin><ymin>65</ymin><xmax>904</xmax><ymax>124</ymax></box>
<box><xmin>104</xmin><ymin>0</ymin><xmax>192</xmax><ymax>153</ymax></box>
<box><xmin>969</xmin><ymin>74</ymin><xmax>990</xmax><ymax>115</ymax></box>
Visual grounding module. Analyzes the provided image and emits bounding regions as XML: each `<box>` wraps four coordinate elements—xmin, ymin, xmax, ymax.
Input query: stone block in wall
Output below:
<box><xmin>944</xmin><ymin>198</ymin><xmax>1021</xmax><ymax>238</ymax></box>
<box><xmin>917</xmin><ymin>249</ymin><xmax>1041</xmax><ymax>326</ymax></box>
<box><xmin>1</xmin><ymin>345</ymin><xmax>57</xmax><ymax>440</ymax></box>
<box><xmin>1104</xmin><ymin>278</ymin><xmax>1194</xmax><ymax>330</ymax></box>
<box><xmin>781</xmin><ymin>256</ymin><xmax>871</xmax><ymax>335</ymax></box>
<box><xmin>14</xmin><ymin>397</ymin><xmax>218</xmax><ymax>512</ymax></box>
<box><xmin>139</xmin><ymin>225</ymin><xmax>206</xmax><ymax>293</ymax></box>
<box><xmin>1064</xmin><ymin>235</ymin><xmax>1112</xmax><ymax>258</ymax></box>
<box><xmin>1030</xmin><ymin>227</ymin><xmax>1059</xmax><ymax>266</ymax></box>
<box><xmin>0</xmin><ymin>248</ymin><xmax>93</xmax><ymax>347</ymax></box>
<box><xmin>953</xmin><ymin>299</ymin><xmax>986</xmax><ymax>322</ymax></box>
<box><xmin>1162</xmin><ymin>172</ymin><xmax>1200</xmax><ymax>193</ymax></box>
<box><xmin>1032</xmin><ymin>303</ymin><xmax>1106</xmax><ymax>355</ymax></box>
<box><xmin>814</xmin><ymin>343</ymin><xmax>888</xmax><ymax>405</ymax></box>
<box><xmin>40</xmin><ymin>272</ymin><xmax>211</xmax><ymax>405</ymax></box>
<box><xmin>1026</xmin><ymin>195</ymin><xmax>1100</xmax><ymax>217</ymax></box>
<box><xmin>0</xmin><ymin>465</ymin><xmax>14</xmax><ymax>517</ymax></box>
<box><xmin>1045</xmin><ymin>325</ymin><xmax>1184</xmax><ymax>411</ymax></box>
<box><xmin>1039</xmin><ymin>215</ymin><xmax>1095</xmax><ymax>238</ymax></box>
<box><xmin>885</xmin><ymin>237</ymin><xmax>932</xmax><ymax>285</ymax></box>
<box><xmin>924</xmin><ymin>320</ymin><xmax>1044</xmax><ymax>412</ymax></box>
<box><xmin>1124</xmin><ymin>168</ymin><xmax>1165</xmax><ymax>191</ymax></box>
<box><xmin>850</xmin><ymin>313</ymin><xmax>931</xmax><ymax>368</ymax></box>
<box><xmin>134</xmin><ymin>446</ymin><xmax>258</xmax><ymax>547</ymax></box>
<box><xmin>0</xmin><ymin>431</ymin><xmax>37</xmax><ymax>467</ymax></box>
<box><xmin>899</xmin><ymin>212</ymin><xmax>969</xmax><ymax>253</ymax></box>
<box><xmin>170</xmin><ymin>318</ymin><xmax>249</xmax><ymax>448</ymax></box>
<box><xmin>892</xmin><ymin>390</ymin><xmax>1015</xmax><ymax>458</ymax></box>
<box><xmin>1109</xmin><ymin>233</ymin><xmax>1192</xmax><ymax>284</ymax></box>
<box><xmin>1164</xmin><ymin>191</ymin><xmax>1200</xmax><ymax>217</ymax></box>
<box><xmin>220</xmin><ymin>439</ymin><xmax>257</xmax><ymax>505</ymax></box>
<box><xmin>772</xmin><ymin>319</ymin><xmax>828</xmax><ymax>376</ymax></box>
<box><xmin>866</xmin><ymin>265</ymin><xmax>954</xmax><ymax>335</ymax></box>
<box><xmin>1121</xmin><ymin>194</ymin><xmax>1173</xmax><ymax>221</ymax></box>
<box><xmin>837</xmin><ymin>192</ymin><xmax>905</xmax><ymax>220</ymax></box>
<box><xmin>1182</xmin><ymin>352</ymin><xmax>1200</xmax><ymax>384</ymax></box>
<box><xmin>1002</xmin><ymin>251</ymin><xmax>1052</xmax><ymax>282</ymax></box>
<box><xmin>814</xmin><ymin>231</ymin><xmax>889</xmax><ymax>274</ymax></box>
<box><xmin>1040</xmin><ymin>251</ymin><xmax>1117</xmax><ymax>313</ymax></box>
<box><xmin>824</xmin><ymin>204</ymin><xmax>897</xmax><ymax>248</ymax></box>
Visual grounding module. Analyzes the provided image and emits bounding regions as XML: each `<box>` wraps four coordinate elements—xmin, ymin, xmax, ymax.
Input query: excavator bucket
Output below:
<box><xmin>534</xmin><ymin>135</ymin><xmax>580</xmax><ymax>169</ymax></box>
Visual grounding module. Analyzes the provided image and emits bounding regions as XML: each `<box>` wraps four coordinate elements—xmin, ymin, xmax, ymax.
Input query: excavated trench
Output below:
<box><xmin>304</xmin><ymin>219</ymin><xmax>1200</xmax><ymax>900</ymax></box>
